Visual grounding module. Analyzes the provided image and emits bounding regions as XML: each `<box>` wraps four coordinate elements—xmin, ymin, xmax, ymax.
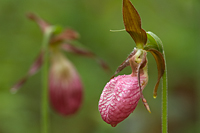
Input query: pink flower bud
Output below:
<box><xmin>98</xmin><ymin>74</ymin><xmax>148</xmax><ymax>127</ymax></box>
<box><xmin>49</xmin><ymin>52</ymin><xmax>83</xmax><ymax>115</ymax></box>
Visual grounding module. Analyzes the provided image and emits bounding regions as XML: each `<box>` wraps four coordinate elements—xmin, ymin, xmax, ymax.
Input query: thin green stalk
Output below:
<box><xmin>162</xmin><ymin>54</ymin><xmax>168</xmax><ymax>133</ymax></box>
<box><xmin>41</xmin><ymin>27</ymin><xmax>53</xmax><ymax>133</ymax></box>
<box><xmin>194</xmin><ymin>1</ymin><xmax>200</xmax><ymax>132</ymax></box>
<box><xmin>197</xmin><ymin>72</ymin><xmax>200</xmax><ymax>133</ymax></box>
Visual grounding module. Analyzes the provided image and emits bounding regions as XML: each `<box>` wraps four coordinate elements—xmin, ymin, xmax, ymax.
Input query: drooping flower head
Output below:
<box><xmin>99</xmin><ymin>49</ymin><xmax>149</xmax><ymax>127</ymax></box>
<box><xmin>11</xmin><ymin>13</ymin><xmax>109</xmax><ymax>116</ymax></box>
<box><xmin>99</xmin><ymin>0</ymin><xmax>166</xmax><ymax>127</ymax></box>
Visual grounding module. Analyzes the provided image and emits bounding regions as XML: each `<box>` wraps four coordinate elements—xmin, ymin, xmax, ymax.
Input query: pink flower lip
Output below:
<box><xmin>98</xmin><ymin>74</ymin><xmax>147</xmax><ymax>127</ymax></box>
<box><xmin>49</xmin><ymin>71</ymin><xmax>83</xmax><ymax>115</ymax></box>
<box><xmin>49</xmin><ymin>52</ymin><xmax>83</xmax><ymax>116</ymax></box>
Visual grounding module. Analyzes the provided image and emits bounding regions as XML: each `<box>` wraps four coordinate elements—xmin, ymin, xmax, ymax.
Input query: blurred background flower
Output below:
<box><xmin>10</xmin><ymin>13</ymin><xmax>109</xmax><ymax>117</ymax></box>
<box><xmin>0</xmin><ymin>0</ymin><xmax>200</xmax><ymax>133</ymax></box>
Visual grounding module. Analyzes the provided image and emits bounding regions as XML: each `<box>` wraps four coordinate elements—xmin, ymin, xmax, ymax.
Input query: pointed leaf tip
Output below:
<box><xmin>123</xmin><ymin>0</ymin><xmax>147</xmax><ymax>47</ymax></box>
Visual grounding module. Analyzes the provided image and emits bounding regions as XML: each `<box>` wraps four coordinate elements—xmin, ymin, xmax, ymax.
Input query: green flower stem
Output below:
<box><xmin>41</xmin><ymin>27</ymin><xmax>54</xmax><ymax>133</ymax></box>
<box><xmin>162</xmin><ymin>54</ymin><xmax>168</xmax><ymax>133</ymax></box>
<box><xmin>197</xmin><ymin>74</ymin><xmax>200</xmax><ymax>132</ymax></box>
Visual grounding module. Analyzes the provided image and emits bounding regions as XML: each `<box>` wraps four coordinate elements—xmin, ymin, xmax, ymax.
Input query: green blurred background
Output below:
<box><xmin>0</xmin><ymin>0</ymin><xmax>200</xmax><ymax>133</ymax></box>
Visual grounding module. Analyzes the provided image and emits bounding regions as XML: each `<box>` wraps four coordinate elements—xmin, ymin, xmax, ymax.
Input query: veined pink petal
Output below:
<box><xmin>98</xmin><ymin>74</ymin><xmax>147</xmax><ymax>127</ymax></box>
<box><xmin>49</xmin><ymin>52</ymin><xmax>83</xmax><ymax>115</ymax></box>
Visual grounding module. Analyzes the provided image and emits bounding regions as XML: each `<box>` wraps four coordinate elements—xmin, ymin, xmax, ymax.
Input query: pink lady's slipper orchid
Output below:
<box><xmin>11</xmin><ymin>13</ymin><xmax>109</xmax><ymax>116</ymax></box>
<box><xmin>99</xmin><ymin>49</ymin><xmax>149</xmax><ymax>127</ymax></box>
<box><xmin>99</xmin><ymin>0</ymin><xmax>166</xmax><ymax>127</ymax></box>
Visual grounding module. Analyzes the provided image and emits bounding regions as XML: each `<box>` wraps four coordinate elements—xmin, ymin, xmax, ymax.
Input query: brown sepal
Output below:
<box><xmin>11</xmin><ymin>75</ymin><xmax>29</xmax><ymax>93</ymax></box>
<box><xmin>28</xmin><ymin>50</ymin><xmax>45</xmax><ymax>75</ymax></box>
<box><xmin>62</xmin><ymin>43</ymin><xmax>111</xmax><ymax>73</ymax></box>
<box><xmin>123</xmin><ymin>0</ymin><xmax>147</xmax><ymax>46</ymax></box>
<box><xmin>149</xmin><ymin>49</ymin><xmax>165</xmax><ymax>98</ymax></box>
<box><xmin>27</xmin><ymin>13</ymin><xmax>50</xmax><ymax>33</ymax></box>
<box><xmin>11</xmin><ymin>50</ymin><xmax>45</xmax><ymax>93</ymax></box>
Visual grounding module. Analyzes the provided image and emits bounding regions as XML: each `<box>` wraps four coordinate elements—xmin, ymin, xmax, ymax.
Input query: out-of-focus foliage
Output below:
<box><xmin>0</xmin><ymin>0</ymin><xmax>199</xmax><ymax>133</ymax></box>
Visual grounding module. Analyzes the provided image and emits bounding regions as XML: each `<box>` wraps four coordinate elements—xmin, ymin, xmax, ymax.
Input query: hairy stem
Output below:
<box><xmin>162</xmin><ymin>53</ymin><xmax>168</xmax><ymax>133</ymax></box>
